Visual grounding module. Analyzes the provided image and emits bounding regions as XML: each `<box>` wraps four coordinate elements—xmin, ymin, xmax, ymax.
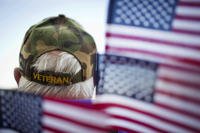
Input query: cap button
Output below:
<box><xmin>58</xmin><ymin>14</ymin><xmax>65</xmax><ymax>18</ymax></box>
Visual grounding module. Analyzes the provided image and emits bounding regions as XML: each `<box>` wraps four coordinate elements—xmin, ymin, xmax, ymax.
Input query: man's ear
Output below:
<box><xmin>14</xmin><ymin>68</ymin><xmax>21</xmax><ymax>85</ymax></box>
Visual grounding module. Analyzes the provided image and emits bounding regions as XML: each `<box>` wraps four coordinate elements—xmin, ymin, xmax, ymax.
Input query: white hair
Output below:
<box><xmin>18</xmin><ymin>51</ymin><xmax>95</xmax><ymax>99</ymax></box>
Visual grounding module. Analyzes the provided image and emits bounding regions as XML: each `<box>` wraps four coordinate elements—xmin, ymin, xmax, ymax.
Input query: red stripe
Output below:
<box><xmin>106</xmin><ymin>45</ymin><xmax>200</xmax><ymax>67</ymax></box>
<box><xmin>43</xmin><ymin>125</ymin><xmax>69</xmax><ymax>133</ymax></box>
<box><xmin>110</xmin><ymin>125</ymin><xmax>141</xmax><ymax>133</ymax></box>
<box><xmin>173</xmin><ymin>28</ymin><xmax>200</xmax><ymax>36</ymax></box>
<box><xmin>158</xmin><ymin>76</ymin><xmax>200</xmax><ymax>90</ymax></box>
<box><xmin>43</xmin><ymin>112</ymin><xmax>108</xmax><ymax>131</ymax></box>
<box><xmin>160</xmin><ymin>63</ymin><xmax>200</xmax><ymax>75</ymax></box>
<box><xmin>95</xmin><ymin>103</ymin><xmax>200</xmax><ymax>132</ymax></box>
<box><xmin>155</xmin><ymin>102</ymin><xmax>200</xmax><ymax>120</ymax></box>
<box><xmin>158</xmin><ymin>78</ymin><xmax>200</xmax><ymax>93</ymax></box>
<box><xmin>156</xmin><ymin>89</ymin><xmax>200</xmax><ymax>105</ymax></box>
<box><xmin>110</xmin><ymin>115</ymin><xmax>168</xmax><ymax>133</ymax></box>
<box><xmin>179</xmin><ymin>1</ymin><xmax>200</xmax><ymax>7</ymax></box>
<box><xmin>175</xmin><ymin>14</ymin><xmax>200</xmax><ymax>21</ymax></box>
<box><xmin>106</xmin><ymin>32</ymin><xmax>200</xmax><ymax>50</ymax></box>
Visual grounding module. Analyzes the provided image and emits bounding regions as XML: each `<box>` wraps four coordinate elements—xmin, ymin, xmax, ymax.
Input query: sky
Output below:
<box><xmin>0</xmin><ymin>0</ymin><xmax>109</xmax><ymax>88</ymax></box>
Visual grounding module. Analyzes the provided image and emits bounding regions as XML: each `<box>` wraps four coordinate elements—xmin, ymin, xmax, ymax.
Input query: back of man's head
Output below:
<box><xmin>14</xmin><ymin>15</ymin><xmax>97</xmax><ymax>99</ymax></box>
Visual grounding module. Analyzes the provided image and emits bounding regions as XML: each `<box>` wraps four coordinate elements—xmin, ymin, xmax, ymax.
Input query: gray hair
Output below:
<box><xmin>18</xmin><ymin>51</ymin><xmax>94</xmax><ymax>99</ymax></box>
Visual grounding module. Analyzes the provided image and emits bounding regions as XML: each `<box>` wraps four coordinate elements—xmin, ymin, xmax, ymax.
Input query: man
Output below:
<box><xmin>14</xmin><ymin>14</ymin><xmax>97</xmax><ymax>99</ymax></box>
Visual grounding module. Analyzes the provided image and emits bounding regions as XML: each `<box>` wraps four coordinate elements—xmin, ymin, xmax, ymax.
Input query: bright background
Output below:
<box><xmin>0</xmin><ymin>0</ymin><xmax>109</xmax><ymax>88</ymax></box>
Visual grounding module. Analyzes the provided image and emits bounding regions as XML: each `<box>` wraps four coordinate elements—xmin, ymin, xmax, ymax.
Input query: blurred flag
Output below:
<box><xmin>97</xmin><ymin>0</ymin><xmax>200</xmax><ymax>132</ymax></box>
<box><xmin>96</xmin><ymin>94</ymin><xmax>200</xmax><ymax>132</ymax></box>
<box><xmin>0</xmin><ymin>90</ymin><xmax>110</xmax><ymax>133</ymax></box>
<box><xmin>42</xmin><ymin>98</ymin><xmax>109</xmax><ymax>133</ymax></box>
<box><xmin>97</xmin><ymin>54</ymin><xmax>200</xmax><ymax>132</ymax></box>
<box><xmin>106</xmin><ymin>0</ymin><xmax>200</xmax><ymax>69</ymax></box>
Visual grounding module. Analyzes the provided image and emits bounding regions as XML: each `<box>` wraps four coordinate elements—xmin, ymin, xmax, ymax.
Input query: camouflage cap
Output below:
<box><xmin>19</xmin><ymin>14</ymin><xmax>97</xmax><ymax>86</ymax></box>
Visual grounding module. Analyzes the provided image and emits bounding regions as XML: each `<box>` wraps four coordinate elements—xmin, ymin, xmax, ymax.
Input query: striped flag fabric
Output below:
<box><xmin>106</xmin><ymin>0</ymin><xmax>200</xmax><ymax>69</ymax></box>
<box><xmin>0</xmin><ymin>90</ymin><xmax>111</xmax><ymax>133</ymax></box>
<box><xmin>97</xmin><ymin>0</ymin><xmax>200</xmax><ymax>132</ymax></box>
<box><xmin>95</xmin><ymin>94</ymin><xmax>200</xmax><ymax>133</ymax></box>
<box><xmin>97</xmin><ymin>54</ymin><xmax>200</xmax><ymax>132</ymax></box>
<box><xmin>42</xmin><ymin>98</ymin><xmax>110</xmax><ymax>133</ymax></box>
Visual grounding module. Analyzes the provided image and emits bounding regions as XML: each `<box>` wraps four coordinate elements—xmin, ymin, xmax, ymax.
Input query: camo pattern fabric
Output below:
<box><xmin>19</xmin><ymin>15</ymin><xmax>97</xmax><ymax>82</ymax></box>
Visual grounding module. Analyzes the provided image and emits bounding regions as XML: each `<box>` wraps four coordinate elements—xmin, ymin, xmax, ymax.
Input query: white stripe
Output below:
<box><xmin>173</xmin><ymin>19</ymin><xmax>200</xmax><ymax>31</ymax></box>
<box><xmin>107</xmin><ymin>37</ymin><xmax>200</xmax><ymax>60</ymax></box>
<box><xmin>107</xmin><ymin>48</ymin><xmax>167</xmax><ymax>63</ymax></box>
<box><xmin>158</xmin><ymin>66</ymin><xmax>200</xmax><ymax>84</ymax></box>
<box><xmin>176</xmin><ymin>6</ymin><xmax>200</xmax><ymax>17</ymax></box>
<box><xmin>156</xmin><ymin>79</ymin><xmax>200</xmax><ymax>100</ymax></box>
<box><xmin>42</xmin><ymin>116</ymin><xmax>103</xmax><ymax>133</ymax></box>
<box><xmin>96</xmin><ymin>94</ymin><xmax>200</xmax><ymax>129</ymax></box>
<box><xmin>107</xmin><ymin>118</ymin><xmax>156</xmax><ymax>133</ymax></box>
<box><xmin>107</xmin><ymin>24</ymin><xmax>200</xmax><ymax>46</ymax></box>
<box><xmin>155</xmin><ymin>93</ymin><xmax>200</xmax><ymax>115</ymax></box>
<box><xmin>43</xmin><ymin>100</ymin><xmax>107</xmax><ymax>126</ymax></box>
<box><xmin>43</xmin><ymin>130</ymin><xmax>54</xmax><ymax>133</ymax></box>
<box><xmin>106</xmin><ymin>107</ymin><xmax>190</xmax><ymax>133</ymax></box>
<box><xmin>106</xmin><ymin>49</ymin><xmax>200</xmax><ymax>71</ymax></box>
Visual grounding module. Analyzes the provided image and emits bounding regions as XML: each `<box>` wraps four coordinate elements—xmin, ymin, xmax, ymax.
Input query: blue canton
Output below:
<box><xmin>97</xmin><ymin>54</ymin><xmax>158</xmax><ymax>103</ymax></box>
<box><xmin>107</xmin><ymin>0</ymin><xmax>178</xmax><ymax>30</ymax></box>
<box><xmin>0</xmin><ymin>90</ymin><xmax>42</xmax><ymax>133</ymax></box>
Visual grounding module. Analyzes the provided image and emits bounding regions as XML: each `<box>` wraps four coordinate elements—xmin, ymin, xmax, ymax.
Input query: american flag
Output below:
<box><xmin>97</xmin><ymin>0</ymin><xmax>200</xmax><ymax>132</ymax></box>
<box><xmin>97</xmin><ymin>54</ymin><xmax>200</xmax><ymax>132</ymax></box>
<box><xmin>95</xmin><ymin>94</ymin><xmax>200</xmax><ymax>132</ymax></box>
<box><xmin>0</xmin><ymin>90</ymin><xmax>111</xmax><ymax>133</ymax></box>
<box><xmin>106</xmin><ymin>0</ymin><xmax>200</xmax><ymax>69</ymax></box>
<box><xmin>42</xmin><ymin>98</ymin><xmax>110</xmax><ymax>133</ymax></box>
